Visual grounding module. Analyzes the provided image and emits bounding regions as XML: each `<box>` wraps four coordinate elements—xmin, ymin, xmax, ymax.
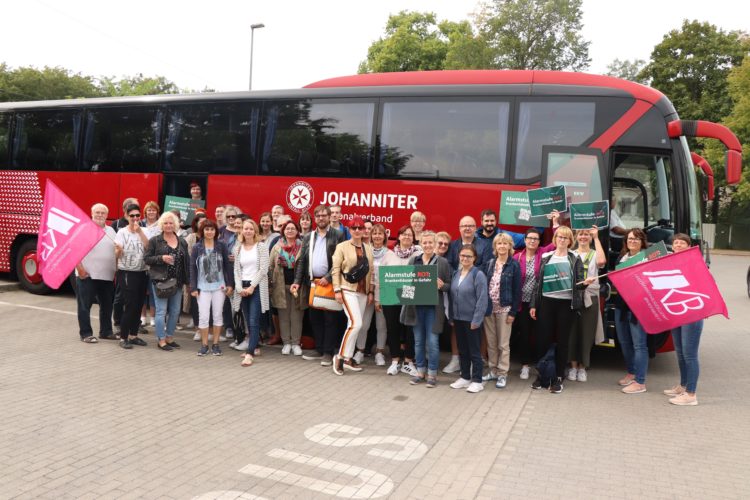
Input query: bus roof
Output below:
<box><xmin>305</xmin><ymin>70</ymin><xmax>666</xmax><ymax>105</ymax></box>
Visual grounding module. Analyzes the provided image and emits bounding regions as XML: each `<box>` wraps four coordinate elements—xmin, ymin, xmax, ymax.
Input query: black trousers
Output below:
<box><xmin>117</xmin><ymin>270</ymin><xmax>147</xmax><ymax>340</ymax></box>
<box><xmin>513</xmin><ymin>302</ymin><xmax>536</xmax><ymax>366</ymax></box>
<box><xmin>535</xmin><ymin>296</ymin><xmax>575</xmax><ymax>378</ymax></box>
<box><xmin>76</xmin><ymin>278</ymin><xmax>114</xmax><ymax>338</ymax></box>
<box><xmin>308</xmin><ymin>307</ymin><xmax>341</xmax><ymax>356</ymax></box>
<box><xmin>383</xmin><ymin>305</ymin><xmax>414</xmax><ymax>360</ymax></box>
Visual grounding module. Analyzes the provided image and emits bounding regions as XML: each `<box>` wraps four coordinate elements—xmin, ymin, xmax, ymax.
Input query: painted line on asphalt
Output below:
<box><xmin>0</xmin><ymin>300</ymin><xmax>79</xmax><ymax>317</ymax></box>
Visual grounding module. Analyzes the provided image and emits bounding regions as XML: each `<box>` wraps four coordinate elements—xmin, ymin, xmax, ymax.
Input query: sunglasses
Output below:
<box><xmin>226</xmin><ymin>215</ymin><xmax>237</xmax><ymax>219</ymax></box>
<box><xmin>350</xmin><ymin>226</ymin><xmax>364</xmax><ymax>231</ymax></box>
<box><xmin>128</xmin><ymin>213</ymin><xmax>141</xmax><ymax>218</ymax></box>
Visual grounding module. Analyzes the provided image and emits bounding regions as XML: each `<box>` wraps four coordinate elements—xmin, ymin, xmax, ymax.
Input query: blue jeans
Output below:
<box><xmin>454</xmin><ymin>320</ymin><xmax>483</xmax><ymax>383</ymax></box>
<box><xmin>413</xmin><ymin>306</ymin><xmax>440</xmax><ymax>376</ymax></box>
<box><xmin>154</xmin><ymin>289</ymin><xmax>182</xmax><ymax>341</ymax></box>
<box><xmin>76</xmin><ymin>277</ymin><xmax>114</xmax><ymax>338</ymax></box>
<box><xmin>241</xmin><ymin>291</ymin><xmax>261</xmax><ymax>354</ymax></box>
<box><xmin>615</xmin><ymin>308</ymin><xmax>649</xmax><ymax>384</ymax></box>
<box><xmin>672</xmin><ymin>320</ymin><xmax>703</xmax><ymax>393</ymax></box>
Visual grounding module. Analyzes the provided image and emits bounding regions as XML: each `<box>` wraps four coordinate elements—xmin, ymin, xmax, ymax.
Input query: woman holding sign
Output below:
<box><xmin>530</xmin><ymin>226</ymin><xmax>594</xmax><ymax>394</ymax></box>
<box><xmin>663</xmin><ymin>234</ymin><xmax>702</xmax><ymax>405</ymax></box>
<box><xmin>614</xmin><ymin>228</ymin><xmax>650</xmax><ymax>393</ymax></box>
<box><xmin>567</xmin><ymin>227</ymin><xmax>607</xmax><ymax>382</ymax></box>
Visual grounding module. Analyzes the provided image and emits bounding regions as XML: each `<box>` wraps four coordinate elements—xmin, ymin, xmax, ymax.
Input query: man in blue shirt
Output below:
<box><xmin>475</xmin><ymin>209</ymin><xmax>525</xmax><ymax>249</ymax></box>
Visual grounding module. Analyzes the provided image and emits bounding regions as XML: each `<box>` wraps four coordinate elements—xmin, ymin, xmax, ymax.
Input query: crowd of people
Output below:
<box><xmin>73</xmin><ymin>191</ymin><xmax>704</xmax><ymax>405</ymax></box>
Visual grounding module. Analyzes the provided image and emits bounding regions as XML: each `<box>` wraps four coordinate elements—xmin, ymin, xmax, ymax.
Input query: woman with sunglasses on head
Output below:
<box><xmin>144</xmin><ymin>211</ymin><xmax>190</xmax><ymax>352</ymax></box>
<box><xmin>114</xmin><ymin>203</ymin><xmax>150</xmax><ymax>349</ymax></box>
<box><xmin>362</xmin><ymin>224</ymin><xmax>391</xmax><ymax>366</ymax></box>
<box><xmin>530</xmin><ymin>225</ymin><xmax>594</xmax><ymax>394</ymax></box>
<box><xmin>377</xmin><ymin>225</ymin><xmax>422</xmax><ymax>376</ymax></box>
<box><xmin>401</xmin><ymin>230</ymin><xmax>452</xmax><ymax>388</ymax></box>
<box><xmin>614</xmin><ymin>228</ymin><xmax>651</xmax><ymax>394</ymax></box>
<box><xmin>448</xmin><ymin>244</ymin><xmax>488</xmax><ymax>393</ymax></box>
<box><xmin>140</xmin><ymin>200</ymin><xmax>161</xmax><ymax>327</ymax></box>
<box><xmin>512</xmin><ymin>212</ymin><xmax>560</xmax><ymax>380</ymax></box>
<box><xmin>567</xmin><ymin>226</ymin><xmax>606</xmax><ymax>383</ymax></box>
<box><xmin>331</xmin><ymin>216</ymin><xmax>374</xmax><ymax>375</ymax></box>
<box><xmin>662</xmin><ymin>233</ymin><xmax>702</xmax><ymax>406</ymax></box>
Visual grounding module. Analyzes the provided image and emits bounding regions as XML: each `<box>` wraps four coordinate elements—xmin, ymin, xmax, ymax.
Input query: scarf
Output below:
<box><xmin>371</xmin><ymin>245</ymin><xmax>387</xmax><ymax>261</ymax></box>
<box><xmin>278</xmin><ymin>239</ymin><xmax>301</xmax><ymax>268</ymax></box>
<box><xmin>394</xmin><ymin>244</ymin><xmax>418</xmax><ymax>260</ymax></box>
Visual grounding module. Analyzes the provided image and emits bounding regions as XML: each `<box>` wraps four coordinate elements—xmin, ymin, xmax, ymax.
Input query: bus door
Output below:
<box><xmin>610</xmin><ymin>151</ymin><xmax>675</xmax><ymax>263</ymax></box>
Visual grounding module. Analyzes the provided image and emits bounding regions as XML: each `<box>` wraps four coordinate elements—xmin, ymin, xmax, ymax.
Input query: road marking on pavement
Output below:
<box><xmin>0</xmin><ymin>300</ymin><xmax>78</xmax><ymax>317</ymax></box>
<box><xmin>304</xmin><ymin>422</ymin><xmax>428</xmax><ymax>461</ymax></box>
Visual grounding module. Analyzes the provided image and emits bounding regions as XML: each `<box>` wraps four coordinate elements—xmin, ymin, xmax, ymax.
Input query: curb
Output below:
<box><xmin>0</xmin><ymin>281</ymin><xmax>21</xmax><ymax>292</ymax></box>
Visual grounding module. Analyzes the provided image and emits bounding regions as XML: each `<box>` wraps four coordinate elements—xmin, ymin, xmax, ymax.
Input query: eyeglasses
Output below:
<box><xmin>525</xmin><ymin>236</ymin><xmax>539</xmax><ymax>241</ymax></box>
<box><xmin>315</xmin><ymin>214</ymin><xmax>329</xmax><ymax>219</ymax></box>
<box><xmin>128</xmin><ymin>213</ymin><xmax>141</xmax><ymax>218</ymax></box>
<box><xmin>460</xmin><ymin>224</ymin><xmax>476</xmax><ymax>229</ymax></box>
<box><xmin>411</xmin><ymin>219</ymin><xmax>425</xmax><ymax>223</ymax></box>
<box><xmin>459</xmin><ymin>254</ymin><xmax>474</xmax><ymax>259</ymax></box>
<box><xmin>555</xmin><ymin>235</ymin><xmax>570</xmax><ymax>240</ymax></box>
<box><xmin>350</xmin><ymin>226</ymin><xmax>364</xmax><ymax>231</ymax></box>
<box><xmin>226</xmin><ymin>215</ymin><xmax>237</xmax><ymax>219</ymax></box>
<box><xmin>437</xmin><ymin>242</ymin><xmax>449</xmax><ymax>247</ymax></box>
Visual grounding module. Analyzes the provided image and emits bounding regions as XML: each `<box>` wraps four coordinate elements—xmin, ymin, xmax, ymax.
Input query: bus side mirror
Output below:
<box><xmin>690</xmin><ymin>152</ymin><xmax>715</xmax><ymax>201</ymax></box>
<box><xmin>726</xmin><ymin>150</ymin><xmax>742</xmax><ymax>185</ymax></box>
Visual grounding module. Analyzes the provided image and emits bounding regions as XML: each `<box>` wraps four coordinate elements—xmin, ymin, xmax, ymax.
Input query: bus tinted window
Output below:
<box><xmin>379</xmin><ymin>101</ymin><xmax>509</xmax><ymax>182</ymax></box>
<box><xmin>83</xmin><ymin>106</ymin><xmax>162</xmax><ymax>172</ymax></box>
<box><xmin>515</xmin><ymin>102</ymin><xmax>595</xmax><ymax>181</ymax></box>
<box><xmin>166</xmin><ymin>102</ymin><xmax>260</xmax><ymax>173</ymax></box>
<box><xmin>12</xmin><ymin>109</ymin><xmax>81</xmax><ymax>171</ymax></box>
<box><xmin>0</xmin><ymin>113</ymin><xmax>9</xmax><ymax>168</ymax></box>
<box><xmin>262</xmin><ymin>100</ymin><xmax>374</xmax><ymax>177</ymax></box>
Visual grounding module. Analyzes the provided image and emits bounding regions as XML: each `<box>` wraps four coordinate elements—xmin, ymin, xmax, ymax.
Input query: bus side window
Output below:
<box><xmin>12</xmin><ymin>110</ymin><xmax>81</xmax><ymax>171</ymax></box>
<box><xmin>0</xmin><ymin>113</ymin><xmax>9</xmax><ymax>168</ymax></box>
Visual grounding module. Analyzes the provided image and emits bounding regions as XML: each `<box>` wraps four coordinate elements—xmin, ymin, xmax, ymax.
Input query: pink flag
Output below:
<box><xmin>37</xmin><ymin>180</ymin><xmax>104</xmax><ymax>289</ymax></box>
<box><xmin>608</xmin><ymin>246</ymin><xmax>728</xmax><ymax>334</ymax></box>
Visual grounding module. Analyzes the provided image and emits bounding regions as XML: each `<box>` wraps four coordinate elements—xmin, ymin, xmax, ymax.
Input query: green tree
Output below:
<box><xmin>475</xmin><ymin>0</ymin><xmax>590</xmax><ymax>71</ymax></box>
<box><xmin>639</xmin><ymin>20</ymin><xmax>747</xmax><ymax>124</ymax></box>
<box><xmin>605</xmin><ymin>58</ymin><xmax>647</xmax><ymax>83</ymax></box>
<box><xmin>441</xmin><ymin>20</ymin><xmax>492</xmax><ymax>70</ymax></box>
<box><xmin>358</xmin><ymin>11</ymin><xmax>449</xmax><ymax>73</ymax></box>
<box><xmin>0</xmin><ymin>64</ymin><xmax>100</xmax><ymax>102</ymax></box>
<box><xmin>99</xmin><ymin>74</ymin><xmax>179</xmax><ymax>96</ymax></box>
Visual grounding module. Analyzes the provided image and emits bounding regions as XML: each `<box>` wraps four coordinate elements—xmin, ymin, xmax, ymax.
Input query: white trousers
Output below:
<box><xmin>339</xmin><ymin>290</ymin><xmax>367</xmax><ymax>359</ymax></box>
<box><xmin>197</xmin><ymin>289</ymin><xmax>225</xmax><ymax>329</ymax></box>
<box><xmin>356</xmin><ymin>303</ymin><xmax>387</xmax><ymax>351</ymax></box>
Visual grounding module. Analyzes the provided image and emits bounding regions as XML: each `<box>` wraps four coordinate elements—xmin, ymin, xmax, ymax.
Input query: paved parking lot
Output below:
<box><xmin>0</xmin><ymin>254</ymin><xmax>748</xmax><ymax>499</ymax></box>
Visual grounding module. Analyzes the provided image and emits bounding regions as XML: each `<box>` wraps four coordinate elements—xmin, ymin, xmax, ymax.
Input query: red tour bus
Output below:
<box><xmin>0</xmin><ymin>70</ymin><xmax>742</xmax><ymax>347</ymax></box>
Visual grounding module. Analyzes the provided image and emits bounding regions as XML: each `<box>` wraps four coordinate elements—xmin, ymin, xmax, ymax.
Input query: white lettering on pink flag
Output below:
<box><xmin>37</xmin><ymin>180</ymin><xmax>104</xmax><ymax>289</ymax></box>
<box><xmin>609</xmin><ymin>246</ymin><xmax>728</xmax><ymax>334</ymax></box>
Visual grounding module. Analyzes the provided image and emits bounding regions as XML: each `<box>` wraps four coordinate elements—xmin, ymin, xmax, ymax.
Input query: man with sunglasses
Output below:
<box><xmin>114</xmin><ymin>204</ymin><xmax>150</xmax><ymax>349</ymax></box>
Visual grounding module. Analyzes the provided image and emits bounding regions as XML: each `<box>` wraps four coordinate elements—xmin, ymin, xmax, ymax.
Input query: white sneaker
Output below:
<box><xmin>520</xmin><ymin>366</ymin><xmax>530</xmax><ymax>380</ymax></box>
<box><xmin>225</xmin><ymin>328</ymin><xmax>234</xmax><ymax>339</ymax></box>
<box><xmin>443</xmin><ymin>357</ymin><xmax>461</xmax><ymax>374</ymax></box>
<box><xmin>387</xmin><ymin>362</ymin><xmax>400</xmax><ymax>376</ymax></box>
<box><xmin>229</xmin><ymin>341</ymin><xmax>238</xmax><ymax>348</ymax></box>
<box><xmin>186</xmin><ymin>320</ymin><xmax>195</xmax><ymax>329</ymax></box>
<box><xmin>450</xmin><ymin>378</ymin><xmax>471</xmax><ymax>389</ymax></box>
<box><xmin>353</xmin><ymin>351</ymin><xmax>365</xmax><ymax>365</ymax></box>
<box><xmin>374</xmin><ymin>352</ymin><xmax>386</xmax><ymax>366</ymax></box>
<box><xmin>292</xmin><ymin>345</ymin><xmax>303</xmax><ymax>356</ymax></box>
<box><xmin>577</xmin><ymin>368</ymin><xmax>588</xmax><ymax>382</ymax></box>
<box><xmin>401</xmin><ymin>362</ymin><xmax>416</xmax><ymax>375</ymax></box>
<box><xmin>466</xmin><ymin>382</ymin><xmax>484</xmax><ymax>393</ymax></box>
<box><xmin>219</xmin><ymin>335</ymin><xmax>227</xmax><ymax>342</ymax></box>
<box><xmin>482</xmin><ymin>372</ymin><xmax>498</xmax><ymax>382</ymax></box>
<box><xmin>281</xmin><ymin>344</ymin><xmax>292</xmax><ymax>355</ymax></box>
<box><xmin>193</xmin><ymin>332</ymin><xmax>201</xmax><ymax>341</ymax></box>
<box><xmin>149</xmin><ymin>317</ymin><xmax>155</xmax><ymax>327</ymax></box>
<box><xmin>567</xmin><ymin>367</ymin><xmax>578</xmax><ymax>382</ymax></box>
<box><xmin>233</xmin><ymin>340</ymin><xmax>249</xmax><ymax>351</ymax></box>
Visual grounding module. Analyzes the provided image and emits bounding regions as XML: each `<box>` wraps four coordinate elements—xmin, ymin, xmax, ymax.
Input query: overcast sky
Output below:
<box><xmin>2</xmin><ymin>0</ymin><xmax>747</xmax><ymax>92</ymax></box>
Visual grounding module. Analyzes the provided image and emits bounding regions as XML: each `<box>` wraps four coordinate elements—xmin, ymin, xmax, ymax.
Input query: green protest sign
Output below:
<box><xmin>527</xmin><ymin>185</ymin><xmax>567</xmax><ymax>217</ymax></box>
<box><xmin>378</xmin><ymin>265</ymin><xmax>438</xmax><ymax>306</ymax></box>
<box><xmin>541</xmin><ymin>261</ymin><xmax>573</xmax><ymax>294</ymax></box>
<box><xmin>499</xmin><ymin>191</ymin><xmax>549</xmax><ymax>226</ymax></box>
<box><xmin>164</xmin><ymin>195</ymin><xmax>205</xmax><ymax>225</ymax></box>
<box><xmin>570</xmin><ymin>200</ymin><xmax>610</xmax><ymax>230</ymax></box>
<box><xmin>615</xmin><ymin>241</ymin><xmax>669</xmax><ymax>270</ymax></box>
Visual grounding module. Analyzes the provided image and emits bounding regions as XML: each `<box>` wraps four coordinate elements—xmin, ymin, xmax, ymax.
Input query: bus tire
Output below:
<box><xmin>14</xmin><ymin>239</ymin><xmax>53</xmax><ymax>295</ymax></box>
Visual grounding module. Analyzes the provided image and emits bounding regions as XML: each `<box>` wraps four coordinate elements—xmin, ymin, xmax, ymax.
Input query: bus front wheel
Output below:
<box><xmin>15</xmin><ymin>239</ymin><xmax>53</xmax><ymax>295</ymax></box>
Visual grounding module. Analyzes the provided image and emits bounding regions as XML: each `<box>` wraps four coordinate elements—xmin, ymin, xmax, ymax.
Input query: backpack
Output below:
<box><xmin>536</xmin><ymin>344</ymin><xmax>557</xmax><ymax>388</ymax></box>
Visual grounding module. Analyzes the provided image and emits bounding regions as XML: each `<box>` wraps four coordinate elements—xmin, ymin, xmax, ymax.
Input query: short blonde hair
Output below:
<box><xmin>420</xmin><ymin>230</ymin><xmax>436</xmax><ymax>243</ymax></box>
<box><xmin>410</xmin><ymin>211</ymin><xmax>426</xmax><ymax>223</ymax></box>
<box><xmin>237</xmin><ymin>219</ymin><xmax>261</xmax><ymax>245</ymax></box>
<box><xmin>436</xmin><ymin>231</ymin><xmax>451</xmax><ymax>242</ymax></box>
<box><xmin>491</xmin><ymin>233</ymin><xmax>514</xmax><ymax>255</ymax></box>
<box><xmin>554</xmin><ymin>225</ymin><xmax>574</xmax><ymax>244</ymax></box>
<box><xmin>157</xmin><ymin>211</ymin><xmax>180</xmax><ymax>232</ymax></box>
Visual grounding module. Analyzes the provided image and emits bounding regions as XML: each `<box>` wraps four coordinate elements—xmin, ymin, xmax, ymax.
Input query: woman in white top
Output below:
<box><xmin>231</xmin><ymin>219</ymin><xmax>270</xmax><ymax>367</ymax></box>
<box><xmin>356</xmin><ymin>224</ymin><xmax>390</xmax><ymax>366</ymax></box>
<box><xmin>568</xmin><ymin>226</ymin><xmax>606</xmax><ymax>382</ymax></box>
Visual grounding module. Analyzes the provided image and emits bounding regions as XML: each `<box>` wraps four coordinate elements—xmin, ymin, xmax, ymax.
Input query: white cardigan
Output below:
<box><xmin>231</xmin><ymin>240</ymin><xmax>270</xmax><ymax>314</ymax></box>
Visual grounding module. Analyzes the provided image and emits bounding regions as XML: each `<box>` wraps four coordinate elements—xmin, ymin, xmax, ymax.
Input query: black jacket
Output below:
<box><xmin>530</xmin><ymin>250</ymin><xmax>587</xmax><ymax>311</ymax></box>
<box><xmin>293</xmin><ymin>227</ymin><xmax>345</xmax><ymax>284</ymax></box>
<box><xmin>144</xmin><ymin>233</ymin><xmax>190</xmax><ymax>285</ymax></box>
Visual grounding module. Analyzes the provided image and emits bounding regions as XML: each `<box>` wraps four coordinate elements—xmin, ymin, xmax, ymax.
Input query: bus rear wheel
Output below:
<box><xmin>15</xmin><ymin>239</ymin><xmax>53</xmax><ymax>295</ymax></box>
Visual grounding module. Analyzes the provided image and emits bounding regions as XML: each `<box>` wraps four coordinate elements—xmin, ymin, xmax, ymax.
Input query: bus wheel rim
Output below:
<box><xmin>22</xmin><ymin>252</ymin><xmax>42</xmax><ymax>284</ymax></box>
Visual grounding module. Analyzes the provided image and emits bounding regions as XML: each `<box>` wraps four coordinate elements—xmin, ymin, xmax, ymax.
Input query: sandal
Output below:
<box><xmin>81</xmin><ymin>336</ymin><xmax>98</xmax><ymax>343</ymax></box>
<box><xmin>241</xmin><ymin>354</ymin><xmax>254</xmax><ymax>367</ymax></box>
<box><xmin>98</xmin><ymin>334</ymin><xmax>119</xmax><ymax>341</ymax></box>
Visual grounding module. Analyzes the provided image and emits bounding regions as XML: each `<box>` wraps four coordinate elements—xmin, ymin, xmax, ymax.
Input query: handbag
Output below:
<box><xmin>232</xmin><ymin>310</ymin><xmax>246</xmax><ymax>344</ymax></box>
<box><xmin>343</xmin><ymin>257</ymin><xmax>369</xmax><ymax>283</ymax></box>
<box><xmin>154</xmin><ymin>277</ymin><xmax>178</xmax><ymax>298</ymax></box>
<box><xmin>308</xmin><ymin>279</ymin><xmax>343</xmax><ymax>311</ymax></box>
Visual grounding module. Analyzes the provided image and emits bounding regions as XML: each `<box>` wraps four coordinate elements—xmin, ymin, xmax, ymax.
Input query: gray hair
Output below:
<box><xmin>157</xmin><ymin>211</ymin><xmax>180</xmax><ymax>232</ymax></box>
<box><xmin>91</xmin><ymin>203</ymin><xmax>109</xmax><ymax>215</ymax></box>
